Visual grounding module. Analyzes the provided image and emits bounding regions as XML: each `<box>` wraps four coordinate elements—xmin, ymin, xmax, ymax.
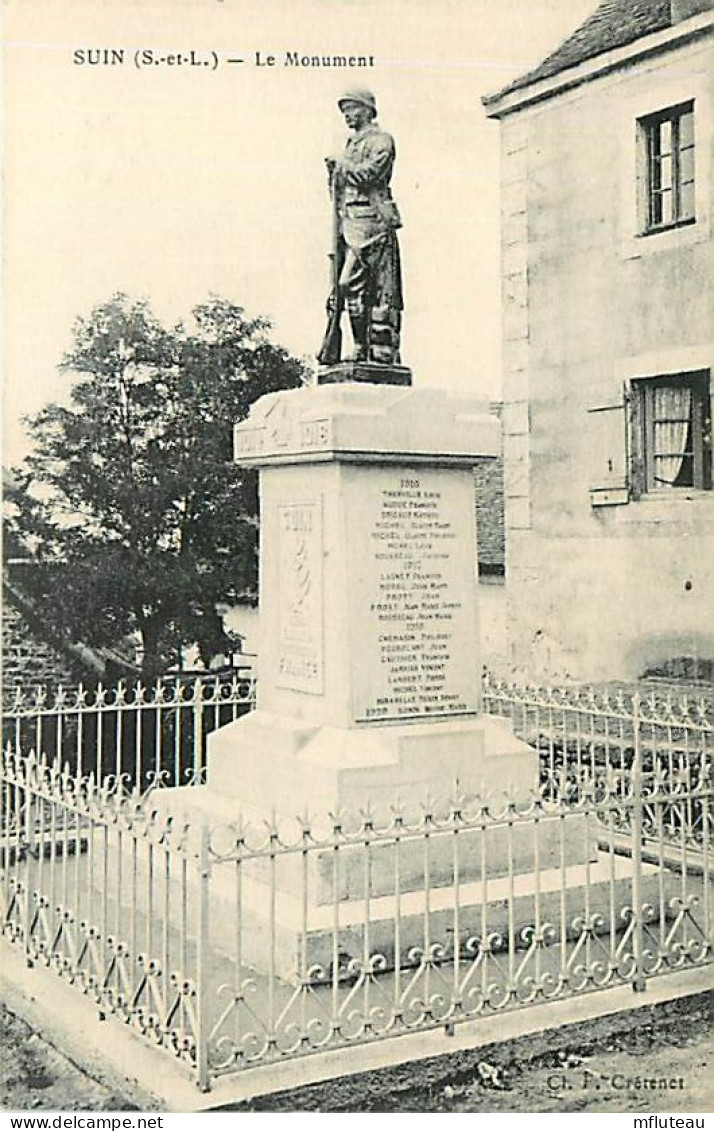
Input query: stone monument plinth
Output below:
<box><xmin>208</xmin><ymin>381</ymin><xmax>536</xmax><ymax>817</ymax></box>
<box><xmin>143</xmin><ymin>379</ymin><xmax>663</xmax><ymax>982</ymax></box>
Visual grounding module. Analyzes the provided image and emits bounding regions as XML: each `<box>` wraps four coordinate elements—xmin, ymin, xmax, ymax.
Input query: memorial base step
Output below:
<box><xmin>203</xmin><ymin>852</ymin><xmax>671</xmax><ymax>982</ymax></box>
<box><xmin>207</xmin><ymin>710</ymin><xmax>538</xmax><ymax>818</ymax></box>
<box><xmin>152</xmin><ymin>785</ymin><xmax>598</xmax><ymax>905</ymax></box>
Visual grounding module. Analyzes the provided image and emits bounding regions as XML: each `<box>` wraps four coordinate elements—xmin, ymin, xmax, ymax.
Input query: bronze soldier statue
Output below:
<box><xmin>318</xmin><ymin>90</ymin><xmax>404</xmax><ymax>368</ymax></box>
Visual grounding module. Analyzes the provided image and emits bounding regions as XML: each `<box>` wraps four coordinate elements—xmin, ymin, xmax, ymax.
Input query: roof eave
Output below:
<box><xmin>482</xmin><ymin>10</ymin><xmax>714</xmax><ymax>120</ymax></box>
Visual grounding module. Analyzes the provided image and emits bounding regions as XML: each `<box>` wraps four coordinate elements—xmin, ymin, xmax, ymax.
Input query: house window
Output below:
<box><xmin>640</xmin><ymin>102</ymin><xmax>695</xmax><ymax>232</ymax></box>
<box><xmin>631</xmin><ymin>371</ymin><xmax>712</xmax><ymax>494</ymax></box>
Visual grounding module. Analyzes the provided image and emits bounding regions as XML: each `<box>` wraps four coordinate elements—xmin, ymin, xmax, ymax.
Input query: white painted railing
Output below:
<box><xmin>482</xmin><ymin>673</ymin><xmax>713</xmax><ymax>847</ymax></box>
<box><xmin>2</xmin><ymin>669</ymin><xmax>712</xmax><ymax>1089</ymax></box>
<box><xmin>2</xmin><ymin>671</ymin><xmax>256</xmax><ymax>791</ymax></box>
<box><xmin>1</xmin><ymin>741</ymin><xmax>712</xmax><ymax>1092</ymax></box>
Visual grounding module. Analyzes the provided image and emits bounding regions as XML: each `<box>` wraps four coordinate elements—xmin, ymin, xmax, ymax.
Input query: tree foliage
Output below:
<box><xmin>6</xmin><ymin>294</ymin><xmax>308</xmax><ymax>676</ymax></box>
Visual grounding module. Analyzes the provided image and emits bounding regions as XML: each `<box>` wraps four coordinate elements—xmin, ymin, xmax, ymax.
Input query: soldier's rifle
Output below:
<box><xmin>317</xmin><ymin>163</ymin><xmax>344</xmax><ymax>366</ymax></box>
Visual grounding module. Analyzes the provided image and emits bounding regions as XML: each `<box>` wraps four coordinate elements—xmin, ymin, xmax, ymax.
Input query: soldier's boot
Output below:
<box><xmin>349</xmin><ymin>312</ymin><xmax>368</xmax><ymax>362</ymax></box>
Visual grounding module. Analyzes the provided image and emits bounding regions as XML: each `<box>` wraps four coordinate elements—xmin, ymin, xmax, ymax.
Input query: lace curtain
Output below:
<box><xmin>653</xmin><ymin>385</ymin><xmax>691</xmax><ymax>487</ymax></box>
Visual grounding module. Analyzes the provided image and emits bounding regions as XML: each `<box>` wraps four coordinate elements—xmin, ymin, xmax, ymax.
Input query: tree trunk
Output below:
<box><xmin>137</xmin><ymin>612</ymin><xmax>165</xmax><ymax>682</ymax></box>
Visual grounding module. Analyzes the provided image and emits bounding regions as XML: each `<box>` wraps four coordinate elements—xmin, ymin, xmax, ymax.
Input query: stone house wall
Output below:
<box><xmin>495</xmin><ymin>31</ymin><xmax>714</xmax><ymax>681</ymax></box>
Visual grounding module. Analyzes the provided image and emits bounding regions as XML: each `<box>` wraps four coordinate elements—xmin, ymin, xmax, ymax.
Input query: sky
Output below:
<box><xmin>3</xmin><ymin>0</ymin><xmax>595</xmax><ymax>466</ymax></box>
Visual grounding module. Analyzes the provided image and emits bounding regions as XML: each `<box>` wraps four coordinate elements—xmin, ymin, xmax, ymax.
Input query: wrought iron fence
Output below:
<box><xmin>1</xmin><ymin>748</ymin><xmax>207</xmax><ymax>1077</ymax></box>
<box><xmin>1</xmin><ymin>743</ymin><xmax>712</xmax><ymax>1092</ymax></box>
<box><xmin>2</xmin><ymin>672</ymin><xmax>256</xmax><ymax>792</ymax></box>
<box><xmin>4</xmin><ymin>670</ymin><xmax>711</xmax><ymax>823</ymax></box>
<box><xmin>482</xmin><ymin>673</ymin><xmax>713</xmax><ymax>848</ymax></box>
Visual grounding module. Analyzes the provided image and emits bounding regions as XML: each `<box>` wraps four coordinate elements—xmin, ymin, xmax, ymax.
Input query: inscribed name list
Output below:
<box><xmin>352</xmin><ymin>468</ymin><xmax>478</xmax><ymax>723</ymax></box>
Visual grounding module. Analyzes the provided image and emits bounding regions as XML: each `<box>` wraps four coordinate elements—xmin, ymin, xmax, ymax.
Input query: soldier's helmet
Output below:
<box><xmin>337</xmin><ymin>89</ymin><xmax>377</xmax><ymax>118</ymax></box>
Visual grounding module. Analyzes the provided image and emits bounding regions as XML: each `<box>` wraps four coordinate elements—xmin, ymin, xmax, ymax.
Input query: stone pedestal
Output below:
<box><xmin>115</xmin><ymin>380</ymin><xmax>666</xmax><ymax>988</ymax></box>
<box><xmin>214</xmin><ymin>381</ymin><xmax>536</xmax><ymax>816</ymax></box>
<box><xmin>148</xmin><ymin>381</ymin><xmax>630</xmax><ymax>981</ymax></box>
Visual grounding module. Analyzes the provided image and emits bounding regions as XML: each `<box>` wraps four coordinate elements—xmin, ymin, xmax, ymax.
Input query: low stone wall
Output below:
<box><xmin>2</xmin><ymin>595</ymin><xmax>85</xmax><ymax>693</ymax></box>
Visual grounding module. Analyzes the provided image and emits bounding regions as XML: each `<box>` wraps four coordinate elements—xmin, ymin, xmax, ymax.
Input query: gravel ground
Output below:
<box><xmin>230</xmin><ymin>991</ymin><xmax>713</xmax><ymax>1114</ymax></box>
<box><xmin>1</xmin><ymin>992</ymin><xmax>712</xmax><ymax>1113</ymax></box>
<box><xmin>0</xmin><ymin>1008</ymin><xmax>139</xmax><ymax>1113</ymax></box>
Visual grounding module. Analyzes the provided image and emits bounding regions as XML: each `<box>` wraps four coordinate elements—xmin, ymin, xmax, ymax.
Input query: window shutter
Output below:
<box><xmin>628</xmin><ymin>384</ymin><xmax>645</xmax><ymax>500</ymax></box>
<box><xmin>587</xmin><ymin>399</ymin><xmax>629</xmax><ymax>506</ymax></box>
